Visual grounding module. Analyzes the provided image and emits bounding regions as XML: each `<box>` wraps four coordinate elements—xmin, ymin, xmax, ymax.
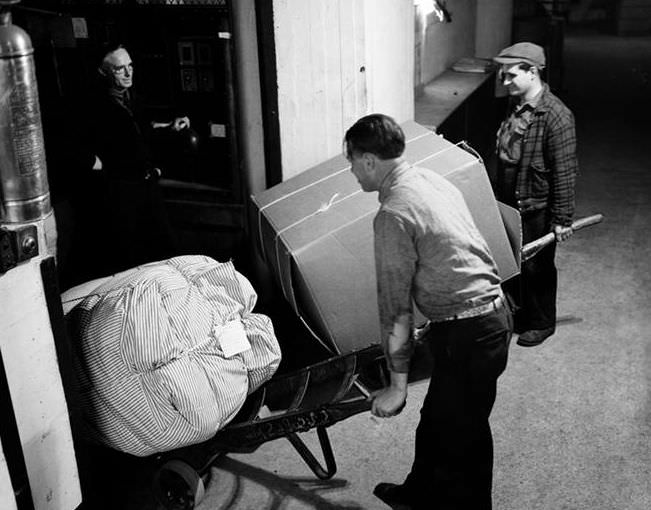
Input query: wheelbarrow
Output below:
<box><xmin>150</xmin><ymin>343</ymin><xmax>391</xmax><ymax>509</ymax></box>
<box><xmin>150</xmin><ymin>214</ymin><xmax>604</xmax><ymax>509</ymax></box>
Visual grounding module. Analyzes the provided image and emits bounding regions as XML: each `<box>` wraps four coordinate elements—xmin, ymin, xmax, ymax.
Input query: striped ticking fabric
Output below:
<box><xmin>64</xmin><ymin>255</ymin><xmax>281</xmax><ymax>457</ymax></box>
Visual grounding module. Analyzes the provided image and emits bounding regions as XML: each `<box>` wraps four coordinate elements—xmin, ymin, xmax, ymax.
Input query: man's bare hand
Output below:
<box><xmin>151</xmin><ymin>117</ymin><xmax>190</xmax><ymax>131</ymax></box>
<box><xmin>370</xmin><ymin>386</ymin><xmax>407</xmax><ymax>418</ymax></box>
<box><xmin>171</xmin><ymin>116</ymin><xmax>190</xmax><ymax>131</ymax></box>
<box><xmin>412</xmin><ymin>321</ymin><xmax>432</xmax><ymax>343</ymax></box>
<box><xmin>552</xmin><ymin>224</ymin><xmax>573</xmax><ymax>242</ymax></box>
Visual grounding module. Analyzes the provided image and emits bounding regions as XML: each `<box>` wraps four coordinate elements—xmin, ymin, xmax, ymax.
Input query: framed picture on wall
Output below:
<box><xmin>180</xmin><ymin>68</ymin><xmax>198</xmax><ymax>92</ymax></box>
<box><xmin>198</xmin><ymin>69</ymin><xmax>215</xmax><ymax>92</ymax></box>
<box><xmin>178</xmin><ymin>41</ymin><xmax>195</xmax><ymax>65</ymax></box>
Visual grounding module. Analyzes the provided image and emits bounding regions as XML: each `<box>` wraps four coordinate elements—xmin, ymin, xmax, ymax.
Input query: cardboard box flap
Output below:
<box><xmin>254</xmin><ymin>121</ymin><xmax>436</xmax><ymax>213</ymax></box>
<box><xmin>292</xmin><ymin>220</ymin><xmax>377</xmax><ymax>353</ymax></box>
<box><xmin>404</xmin><ymin>134</ymin><xmax>469</xmax><ymax>166</ymax></box>
<box><xmin>498</xmin><ymin>201</ymin><xmax>523</xmax><ymax>273</ymax></box>
<box><xmin>402</xmin><ymin>119</ymin><xmax>436</xmax><ymax>140</ymax></box>
<box><xmin>263</xmin><ymin>185</ymin><xmax>377</xmax><ymax>313</ymax></box>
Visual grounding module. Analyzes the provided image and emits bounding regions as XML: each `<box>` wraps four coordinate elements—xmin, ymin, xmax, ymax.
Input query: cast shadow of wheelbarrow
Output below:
<box><xmin>198</xmin><ymin>455</ymin><xmax>365</xmax><ymax>510</ymax></box>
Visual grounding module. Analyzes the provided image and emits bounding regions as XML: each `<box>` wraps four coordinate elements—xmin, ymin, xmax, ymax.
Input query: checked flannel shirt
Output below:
<box><xmin>497</xmin><ymin>84</ymin><xmax>578</xmax><ymax>227</ymax></box>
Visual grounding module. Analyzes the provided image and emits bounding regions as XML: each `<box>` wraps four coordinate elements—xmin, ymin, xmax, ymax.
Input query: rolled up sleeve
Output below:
<box><xmin>374</xmin><ymin>210</ymin><xmax>417</xmax><ymax>373</ymax></box>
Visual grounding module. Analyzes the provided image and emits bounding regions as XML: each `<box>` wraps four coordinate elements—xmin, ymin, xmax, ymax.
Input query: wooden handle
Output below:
<box><xmin>571</xmin><ymin>214</ymin><xmax>604</xmax><ymax>231</ymax></box>
<box><xmin>521</xmin><ymin>214</ymin><xmax>604</xmax><ymax>262</ymax></box>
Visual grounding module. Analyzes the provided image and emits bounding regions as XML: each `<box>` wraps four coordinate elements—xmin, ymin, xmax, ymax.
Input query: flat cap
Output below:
<box><xmin>493</xmin><ymin>42</ymin><xmax>546</xmax><ymax>68</ymax></box>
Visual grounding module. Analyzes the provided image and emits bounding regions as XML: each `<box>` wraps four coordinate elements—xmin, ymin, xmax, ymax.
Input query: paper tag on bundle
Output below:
<box><xmin>218</xmin><ymin>320</ymin><xmax>251</xmax><ymax>358</ymax></box>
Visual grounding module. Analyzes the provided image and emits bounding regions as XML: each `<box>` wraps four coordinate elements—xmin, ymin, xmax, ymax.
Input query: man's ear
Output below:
<box><xmin>362</xmin><ymin>152</ymin><xmax>376</xmax><ymax>169</ymax></box>
<box><xmin>97</xmin><ymin>65</ymin><xmax>108</xmax><ymax>78</ymax></box>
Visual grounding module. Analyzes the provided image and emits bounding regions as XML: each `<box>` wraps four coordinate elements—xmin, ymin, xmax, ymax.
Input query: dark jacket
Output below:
<box><xmin>87</xmin><ymin>88</ymin><xmax>156</xmax><ymax>181</ymax></box>
<box><xmin>76</xmin><ymin>86</ymin><xmax>175</xmax><ymax>276</ymax></box>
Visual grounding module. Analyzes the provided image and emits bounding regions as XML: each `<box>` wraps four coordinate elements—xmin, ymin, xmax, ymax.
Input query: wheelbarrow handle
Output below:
<box><xmin>521</xmin><ymin>214</ymin><xmax>604</xmax><ymax>262</ymax></box>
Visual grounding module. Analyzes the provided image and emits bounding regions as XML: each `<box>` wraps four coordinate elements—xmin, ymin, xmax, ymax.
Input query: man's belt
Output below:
<box><xmin>434</xmin><ymin>294</ymin><xmax>504</xmax><ymax>323</ymax></box>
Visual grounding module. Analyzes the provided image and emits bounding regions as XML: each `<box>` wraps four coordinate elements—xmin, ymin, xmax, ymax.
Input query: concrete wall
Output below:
<box><xmin>415</xmin><ymin>0</ymin><xmax>478</xmax><ymax>86</ymax></box>
<box><xmin>270</xmin><ymin>0</ymin><xmax>511</xmax><ymax>179</ymax></box>
<box><xmin>415</xmin><ymin>0</ymin><xmax>513</xmax><ymax>86</ymax></box>
<box><xmin>231</xmin><ymin>0</ymin><xmax>267</xmax><ymax>196</ymax></box>
<box><xmin>363</xmin><ymin>0</ymin><xmax>415</xmax><ymax>122</ymax></box>
<box><xmin>273</xmin><ymin>0</ymin><xmax>414</xmax><ymax>180</ymax></box>
<box><xmin>0</xmin><ymin>255</ymin><xmax>82</xmax><ymax>510</ymax></box>
<box><xmin>476</xmin><ymin>0</ymin><xmax>513</xmax><ymax>59</ymax></box>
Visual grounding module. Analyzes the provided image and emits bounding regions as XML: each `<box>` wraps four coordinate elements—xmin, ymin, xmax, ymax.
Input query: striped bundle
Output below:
<box><xmin>65</xmin><ymin>256</ymin><xmax>281</xmax><ymax>456</ymax></box>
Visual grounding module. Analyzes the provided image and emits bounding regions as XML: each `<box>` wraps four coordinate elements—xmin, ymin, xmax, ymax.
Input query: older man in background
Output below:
<box><xmin>81</xmin><ymin>43</ymin><xmax>185</xmax><ymax>277</ymax></box>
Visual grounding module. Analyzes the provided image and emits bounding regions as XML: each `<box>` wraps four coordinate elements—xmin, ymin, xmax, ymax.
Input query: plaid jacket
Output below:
<box><xmin>502</xmin><ymin>84</ymin><xmax>578</xmax><ymax>227</ymax></box>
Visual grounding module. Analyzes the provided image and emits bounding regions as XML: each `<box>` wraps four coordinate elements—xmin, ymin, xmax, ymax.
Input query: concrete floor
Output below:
<box><xmin>88</xmin><ymin>28</ymin><xmax>651</xmax><ymax>510</ymax></box>
<box><xmin>189</xmin><ymin>29</ymin><xmax>651</xmax><ymax>510</ymax></box>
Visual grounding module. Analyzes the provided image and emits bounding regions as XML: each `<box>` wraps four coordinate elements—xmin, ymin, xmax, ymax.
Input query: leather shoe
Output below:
<box><xmin>373</xmin><ymin>482</ymin><xmax>413</xmax><ymax>509</ymax></box>
<box><xmin>516</xmin><ymin>327</ymin><xmax>555</xmax><ymax>347</ymax></box>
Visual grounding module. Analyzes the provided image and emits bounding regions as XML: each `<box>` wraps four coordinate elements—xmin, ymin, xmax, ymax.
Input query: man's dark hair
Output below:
<box><xmin>344</xmin><ymin>114</ymin><xmax>405</xmax><ymax>160</ymax></box>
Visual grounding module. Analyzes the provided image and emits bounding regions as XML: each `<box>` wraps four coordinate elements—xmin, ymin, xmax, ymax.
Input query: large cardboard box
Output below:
<box><xmin>251</xmin><ymin>121</ymin><xmax>519</xmax><ymax>354</ymax></box>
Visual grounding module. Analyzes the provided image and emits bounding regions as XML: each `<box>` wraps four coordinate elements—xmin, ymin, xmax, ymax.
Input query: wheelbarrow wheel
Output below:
<box><xmin>152</xmin><ymin>459</ymin><xmax>206</xmax><ymax>510</ymax></box>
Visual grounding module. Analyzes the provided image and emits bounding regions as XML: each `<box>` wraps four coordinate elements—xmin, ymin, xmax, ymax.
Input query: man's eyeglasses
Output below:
<box><xmin>111</xmin><ymin>63</ymin><xmax>133</xmax><ymax>76</ymax></box>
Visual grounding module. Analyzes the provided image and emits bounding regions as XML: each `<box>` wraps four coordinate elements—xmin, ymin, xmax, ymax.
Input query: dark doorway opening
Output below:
<box><xmin>17</xmin><ymin>0</ymin><xmax>248</xmax><ymax>287</ymax></box>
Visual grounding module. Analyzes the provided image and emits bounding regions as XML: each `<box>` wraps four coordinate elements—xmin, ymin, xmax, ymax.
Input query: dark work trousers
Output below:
<box><xmin>97</xmin><ymin>177</ymin><xmax>177</xmax><ymax>277</ymax></box>
<box><xmin>518</xmin><ymin>208</ymin><xmax>557</xmax><ymax>332</ymax></box>
<box><xmin>404</xmin><ymin>302</ymin><xmax>512</xmax><ymax>510</ymax></box>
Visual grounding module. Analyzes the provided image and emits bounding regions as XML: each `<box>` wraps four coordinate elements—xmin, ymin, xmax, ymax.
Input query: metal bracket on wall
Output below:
<box><xmin>0</xmin><ymin>225</ymin><xmax>39</xmax><ymax>274</ymax></box>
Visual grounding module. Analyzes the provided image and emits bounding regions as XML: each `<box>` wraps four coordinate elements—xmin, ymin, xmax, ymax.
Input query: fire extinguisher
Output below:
<box><xmin>0</xmin><ymin>0</ymin><xmax>51</xmax><ymax>225</ymax></box>
<box><xmin>0</xmin><ymin>0</ymin><xmax>55</xmax><ymax>271</ymax></box>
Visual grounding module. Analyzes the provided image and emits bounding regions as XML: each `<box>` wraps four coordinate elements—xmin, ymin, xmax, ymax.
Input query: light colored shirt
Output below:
<box><xmin>374</xmin><ymin>163</ymin><xmax>502</xmax><ymax>372</ymax></box>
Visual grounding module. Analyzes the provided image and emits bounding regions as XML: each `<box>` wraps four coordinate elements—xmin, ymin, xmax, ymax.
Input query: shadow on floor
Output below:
<box><xmin>80</xmin><ymin>439</ymin><xmax>368</xmax><ymax>510</ymax></box>
<box><xmin>200</xmin><ymin>456</ymin><xmax>366</xmax><ymax>510</ymax></box>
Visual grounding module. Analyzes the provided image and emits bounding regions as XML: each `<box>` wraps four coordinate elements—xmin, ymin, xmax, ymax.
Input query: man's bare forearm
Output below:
<box><xmin>386</xmin><ymin>313</ymin><xmax>413</xmax><ymax>379</ymax></box>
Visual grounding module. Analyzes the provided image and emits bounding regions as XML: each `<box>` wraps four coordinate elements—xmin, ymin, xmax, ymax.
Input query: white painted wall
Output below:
<box><xmin>0</xmin><ymin>255</ymin><xmax>81</xmax><ymax>510</ymax></box>
<box><xmin>273</xmin><ymin>0</ymin><xmax>414</xmax><ymax>180</ymax></box>
<box><xmin>270</xmin><ymin>0</ymin><xmax>511</xmax><ymax>179</ymax></box>
<box><xmin>416</xmin><ymin>0</ymin><xmax>478</xmax><ymax>86</ymax></box>
<box><xmin>475</xmin><ymin>0</ymin><xmax>513</xmax><ymax>59</ymax></box>
<box><xmin>232</xmin><ymin>0</ymin><xmax>267</xmax><ymax>196</ymax></box>
<box><xmin>0</xmin><ymin>443</ymin><xmax>18</xmax><ymax>510</ymax></box>
<box><xmin>363</xmin><ymin>0</ymin><xmax>414</xmax><ymax>122</ymax></box>
<box><xmin>414</xmin><ymin>0</ymin><xmax>513</xmax><ymax>87</ymax></box>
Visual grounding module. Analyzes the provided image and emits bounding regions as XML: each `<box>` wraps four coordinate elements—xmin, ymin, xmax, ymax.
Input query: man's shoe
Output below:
<box><xmin>373</xmin><ymin>482</ymin><xmax>413</xmax><ymax>509</ymax></box>
<box><xmin>516</xmin><ymin>327</ymin><xmax>555</xmax><ymax>347</ymax></box>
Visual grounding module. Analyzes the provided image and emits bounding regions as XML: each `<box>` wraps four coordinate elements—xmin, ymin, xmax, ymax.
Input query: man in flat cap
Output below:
<box><xmin>493</xmin><ymin>42</ymin><xmax>578</xmax><ymax>347</ymax></box>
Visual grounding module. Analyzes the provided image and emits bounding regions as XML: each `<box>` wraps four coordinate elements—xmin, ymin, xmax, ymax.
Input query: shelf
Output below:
<box><xmin>415</xmin><ymin>69</ymin><xmax>495</xmax><ymax>131</ymax></box>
